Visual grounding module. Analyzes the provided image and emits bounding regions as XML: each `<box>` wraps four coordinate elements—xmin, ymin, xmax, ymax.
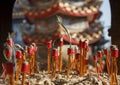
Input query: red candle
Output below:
<box><xmin>21</xmin><ymin>61</ymin><xmax>29</xmax><ymax>73</ymax></box>
<box><xmin>47</xmin><ymin>40</ymin><xmax>52</xmax><ymax>49</ymax></box>
<box><xmin>16</xmin><ymin>50</ymin><xmax>22</xmax><ymax>59</ymax></box>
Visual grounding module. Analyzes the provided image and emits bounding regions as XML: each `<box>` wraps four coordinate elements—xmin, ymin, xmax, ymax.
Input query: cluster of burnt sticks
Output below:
<box><xmin>2</xmin><ymin>34</ymin><xmax>37</xmax><ymax>85</ymax></box>
<box><xmin>93</xmin><ymin>45</ymin><xmax>119</xmax><ymax>85</ymax></box>
<box><xmin>47</xmin><ymin>38</ymin><xmax>89</xmax><ymax>78</ymax></box>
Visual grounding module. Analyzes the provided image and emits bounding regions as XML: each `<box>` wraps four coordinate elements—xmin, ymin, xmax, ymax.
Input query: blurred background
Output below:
<box><xmin>12</xmin><ymin>0</ymin><xmax>111</xmax><ymax>65</ymax></box>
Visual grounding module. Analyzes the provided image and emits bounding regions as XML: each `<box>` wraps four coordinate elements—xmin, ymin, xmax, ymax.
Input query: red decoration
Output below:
<box><xmin>97</xmin><ymin>51</ymin><xmax>102</xmax><ymax>58</ymax></box>
<box><xmin>103</xmin><ymin>48</ymin><xmax>108</xmax><ymax>55</ymax></box>
<box><xmin>84</xmin><ymin>60</ymin><xmax>88</xmax><ymax>65</ymax></box>
<box><xmin>112</xmin><ymin>49</ymin><xmax>119</xmax><ymax>58</ymax></box>
<box><xmin>67</xmin><ymin>48</ymin><xmax>74</xmax><ymax>55</ymax></box>
<box><xmin>79</xmin><ymin>40</ymin><xmax>82</xmax><ymax>47</ymax></box>
<box><xmin>59</xmin><ymin>41</ymin><xmax>63</xmax><ymax>46</ymax></box>
<box><xmin>75</xmin><ymin>53</ymin><xmax>80</xmax><ymax>60</ymax></box>
<box><xmin>4</xmin><ymin>47</ymin><xmax>12</xmax><ymax>58</ymax></box>
<box><xmin>6</xmin><ymin>39</ymin><xmax>13</xmax><ymax>47</ymax></box>
<box><xmin>5</xmin><ymin>63</ymin><xmax>14</xmax><ymax>74</ymax></box>
<box><xmin>21</xmin><ymin>61</ymin><xmax>29</xmax><ymax>73</ymax></box>
<box><xmin>82</xmin><ymin>41</ymin><xmax>89</xmax><ymax>50</ymax></box>
<box><xmin>16</xmin><ymin>50</ymin><xmax>22</xmax><ymax>59</ymax></box>
<box><xmin>93</xmin><ymin>55</ymin><xmax>97</xmax><ymax>61</ymax></box>
<box><xmin>52</xmin><ymin>49</ymin><xmax>58</xmax><ymax>57</ymax></box>
<box><xmin>28</xmin><ymin>46</ymin><xmax>34</xmax><ymax>55</ymax></box>
<box><xmin>74</xmin><ymin>47</ymin><xmax>78</xmax><ymax>54</ymax></box>
<box><xmin>34</xmin><ymin>46</ymin><xmax>38</xmax><ymax>53</ymax></box>
<box><xmin>47</xmin><ymin>41</ymin><xmax>52</xmax><ymax>49</ymax></box>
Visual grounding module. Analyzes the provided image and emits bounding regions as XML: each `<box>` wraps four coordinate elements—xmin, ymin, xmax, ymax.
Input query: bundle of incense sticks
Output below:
<box><xmin>93</xmin><ymin>55</ymin><xmax>100</xmax><ymax>78</ymax></box>
<box><xmin>47</xmin><ymin>40</ymin><xmax>52</xmax><ymax>73</ymax></box>
<box><xmin>67</xmin><ymin>47</ymin><xmax>74</xmax><ymax>77</ymax></box>
<box><xmin>71</xmin><ymin>47</ymin><xmax>79</xmax><ymax>70</ymax></box>
<box><xmin>15</xmin><ymin>49</ymin><xmax>23</xmax><ymax>81</ymax></box>
<box><xmin>78</xmin><ymin>39</ymin><xmax>89</xmax><ymax>76</ymax></box>
<box><xmin>83</xmin><ymin>40</ymin><xmax>89</xmax><ymax>74</ymax></box>
<box><xmin>110</xmin><ymin>45</ymin><xmax>118</xmax><ymax>85</ymax></box>
<box><xmin>75</xmin><ymin>53</ymin><xmax>80</xmax><ymax>73</ymax></box>
<box><xmin>59</xmin><ymin>38</ymin><xmax>63</xmax><ymax>72</ymax></box>
<box><xmin>97</xmin><ymin>51</ymin><xmax>103</xmax><ymax>73</ymax></box>
<box><xmin>51</xmin><ymin>48</ymin><xmax>58</xmax><ymax>77</ymax></box>
<box><xmin>31</xmin><ymin>43</ymin><xmax>38</xmax><ymax>73</ymax></box>
<box><xmin>103</xmin><ymin>48</ymin><xmax>110</xmax><ymax>76</ymax></box>
<box><xmin>21</xmin><ymin>61</ymin><xmax>29</xmax><ymax>85</ymax></box>
<box><xmin>79</xmin><ymin>39</ymin><xmax>83</xmax><ymax>76</ymax></box>
<box><xmin>71</xmin><ymin>48</ymin><xmax>75</xmax><ymax>70</ymax></box>
<box><xmin>27</xmin><ymin>45</ymin><xmax>34</xmax><ymax>75</ymax></box>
